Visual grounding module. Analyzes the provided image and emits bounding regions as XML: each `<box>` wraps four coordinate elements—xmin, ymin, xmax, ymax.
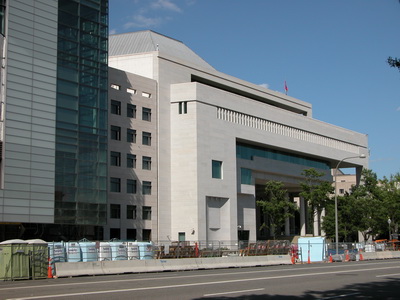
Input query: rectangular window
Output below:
<box><xmin>110</xmin><ymin>228</ymin><xmax>121</xmax><ymax>239</ymax></box>
<box><xmin>142</xmin><ymin>132</ymin><xmax>151</xmax><ymax>146</ymax></box>
<box><xmin>142</xmin><ymin>156</ymin><xmax>151</xmax><ymax>170</ymax></box>
<box><xmin>241</xmin><ymin>168</ymin><xmax>252</xmax><ymax>184</ymax></box>
<box><xmin>212</xmin><ymin>160</ymin><xmax>223</xmax><ymax>179</ymax></box>
<box><xmin>142</xmin><ymin>92</ymin><xmax>151</xmax><ymax>98</ymax></box>
<box><xmin>111</xmin><ymin>84</ymin><xmax>120</xmax><ymax>90</ymax></box>
<box><xmin>127</xmin><ymin>129</ymin><xmax>136</xmax><ymax>143</ymax></box>
<box><xmin>143</xmin><ymin>181</ymin><xmax>152</xmax><ymax>195</ymax></box>
<box><xmin>339</xmin><ymin>189</ymin><xmax>345</xmax><ymax>194</ymax></box>
<box><xmin>127</xmin><ymin>205</ymin><xmax>137</xmax><ymax>219</ymax></box>
<box><xmin>127</xmin><ymin>88</ymin><xmax>136</xmax><ymax>94</ymax></box>
<box><xmin>110</xmin><ymin>204</ymin><xmax>121</xmax><ymax>219</ymax></box>
<box><xmin>110</xmin><ymin>151</ymin><xmax>121</xmax><ymax>166</ymax></box>
<box><xmin>127</xmin><ymin>229</ymin><xmax>137</xmax><ymax>240</ymax></box>
<box><xmin>111</xmin><ymin>100</ymin><xmax>121</xmax><ymax>115</ymax></box>
<box><xmin>178</xmin><ymin>232</ymin><xmax>186</xmax><ymax>242</ymax></box>
<box><xmin>142</xmin><ymin>229</ymin><xmax>151</xmax><ymax>241</ymax></box>
<box><xmin>127</xmin><ymin>179</ymin><xmax>137</xmax><ymax>194</ymax></box>
<box><xmin>142</xmin><ymin>107</ymin><xmax>151</xmax><ymax>121</ymax></box>
<box><xmin>127</xmin><ymin>154</ymin><xmax>136</xmax><ymax>168</ymax></box>
<box><xmin>127</xmin><ymin>103</ymin><xmax>136</xmax><ymax>118</ymax></box>
<box><xmin>110</xmin><ymin>125</ymin><xmax>121</xmax><ymax>141</ymax></box>
<box><xmin>110</xmin><ymin>177</ymin><xmax>121</xmax><ymax>192</ymax></box>
<box><xmin>142</xmin><ymin>206</ymin><xmax>152</xmax><ymax>220</ymax></box>
<box><xmin>179</xmin><ymin>102</ymin><xmax>187</xmax><ymax>114</ymax></box>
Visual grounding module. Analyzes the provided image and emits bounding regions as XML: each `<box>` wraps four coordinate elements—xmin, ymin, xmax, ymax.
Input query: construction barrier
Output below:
<box><xmin>54</xmin><ymin>255</ymin><xmax>292</xmax><ymax>278</ymax></box>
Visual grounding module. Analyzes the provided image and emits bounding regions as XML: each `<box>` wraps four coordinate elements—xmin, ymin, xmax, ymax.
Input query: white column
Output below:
<box><xmin>300</xmin><ymin>197</ymin><xmax>306</xmax><ymax>236</ymax></box>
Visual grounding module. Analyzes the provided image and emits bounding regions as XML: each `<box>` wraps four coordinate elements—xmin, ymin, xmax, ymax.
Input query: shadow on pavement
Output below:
<box><xmin>193</xmin><ymin>277</ymin><xmax>400</xmax><ymax>299</ymax></box>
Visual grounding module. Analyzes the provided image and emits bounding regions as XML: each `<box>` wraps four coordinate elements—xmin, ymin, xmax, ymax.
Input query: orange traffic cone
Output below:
<box><xmin>307</xmin><ymin>250</ymin><xmax>311</xmax><ymax>264</ymax></box>
<box><xmin>345</xmin><ymin>250</ymin><xmax>350</xmax><ymax>262</ymax></box>
<box><xmin>291</xmin><ymin>255</ymin><xmax>295</xmax><ymax>264</ymax></box>
<box><xmin>47</xmin><ymin>257</ymin><xmax>53</xmax><ymax>279</ymax></box>
<box><xmin>329</xmin><ymin>253</ymin><xmax>333</xmax><ymax>263</ymax></box>
<box><xmin>359</xmin><ymin>249</ymin><xmax>364</xmax><ymax>261</ymax></box>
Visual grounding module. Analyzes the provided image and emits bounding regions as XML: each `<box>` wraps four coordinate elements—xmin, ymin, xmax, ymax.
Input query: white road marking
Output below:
<box><xmin>376</xmin><ymin>272</ymin><xmax>400</xmax><ymax>277</ymax></box>
<box><xmin>6</xmin><ymin>264</ymin><xmax>400</xmax><ymax>300</ymax></box>
<box><xmin>204</xmin><ymin>288</ymin><xmax>265</xmax><ymax>297</ymax></box>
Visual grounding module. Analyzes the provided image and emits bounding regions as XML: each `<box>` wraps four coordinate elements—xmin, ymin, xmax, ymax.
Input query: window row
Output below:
<box><xmin>111</xmin><ymin>100</ymin><xmax>152</xmax><ymax>121</ymax></box>
<box><xmin>110</xmin><ymin>152</ymin><xmax>152</xmax><ymax>170</ymax></box>
<box><xmin>110</xmin><ymin>83</ymin><xmax>152</xmax><ymax>98</ymax></box>
<box><xmin>110</xmin><ymin>204</ymin><xmax>152</xmax><ymax>220</ymax></box>
<box><xmin>110</xmin><ymin>178</ymin><xmax>152</xmax><ymax>195</ymax></box>
<box><xmin>110</xmin><ymin>126</ymin><xmax>152</xmax><ymax>146</ymax></box>
<box><xmin>109</xmin><ymin>228</ymin><xmax>151</xmax><ymax>241</ymax></box>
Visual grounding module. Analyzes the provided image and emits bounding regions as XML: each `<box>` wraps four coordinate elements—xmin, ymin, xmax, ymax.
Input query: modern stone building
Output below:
<box><xmin>0</xmin><ymin>1</ymin><xmax>369</xmax><ymax>243</ymax></box>
<box><xmin>105</xmin><ymin>67</ymin><xmax>157</xmax><ymax>241</ymax></box>
<box><xmin>109</xmin><ymin>30</ymin><xmax>369</xmax><ymax>243</ymax></box>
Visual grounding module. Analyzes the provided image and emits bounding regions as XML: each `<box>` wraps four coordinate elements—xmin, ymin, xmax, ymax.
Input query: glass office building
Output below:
<box><xmin>55</xmin><ymin>0</ymin><xmax>109</xmax><ymax>226</ymax></box>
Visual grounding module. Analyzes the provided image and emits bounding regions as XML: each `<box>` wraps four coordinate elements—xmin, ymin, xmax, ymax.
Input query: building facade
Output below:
<box><xmin>109</xmin><ymin>30</ymin><xmax>369</xmax><ymax>243</ymax></box>
<box><xmin>105</xmin><ymin>67</ymin><xmax>157</xmax><ymax>241</ymax></box>
<box><xmin>0</xmin><ymin>1</ymin><xmax>369</xmax><ymax>243</ymax></box>
<box><xmin>0</xmin><ymin>0</ymin><xmax>108</xmax><ymax>241</ymax></box>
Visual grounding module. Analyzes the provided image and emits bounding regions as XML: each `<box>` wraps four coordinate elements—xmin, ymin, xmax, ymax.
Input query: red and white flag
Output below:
<box><xmin>284</xmin><ymin>81</ymin><xmax>288</xmax><ymax>95</ymax></box>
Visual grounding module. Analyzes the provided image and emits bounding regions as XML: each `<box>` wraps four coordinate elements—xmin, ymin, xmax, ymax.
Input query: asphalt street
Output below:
<box><xmin>1</xmin><ymin>259</ymin><xmax>400</xmax><ymax>299</ymax></box>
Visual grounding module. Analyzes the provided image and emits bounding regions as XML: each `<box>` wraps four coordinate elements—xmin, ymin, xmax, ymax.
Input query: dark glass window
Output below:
<box><xmin>179</xmin><ymin>102</ymin><xmax>188</xmax><ymax>114</ymax></box>
<box><xmin>142</xmin><ymin>107</ymin><xmax>151</xmax><ymax>121</ymax></box>
<box><xmin>142</xmin><ymin>229</ymin><xmax>151</xmax><ymax>241</ymax></box>
<box><xmin>142</xmin><ymin>132</ymin><xmax>151</xmax><ymax>146</ymax></box>
<box><xmin>127</xmin><ymin>104</ymin><xmax>136</xmax><ymax>118</ymax></box>
<box><xmin>212</xmin><ymin>160</ymin><xmax>223</xmax><ymax>179</ymax></box>
<box><xmin>127</xmin><ymin>154</ymin><xmax>136</xmax><ymax>168</ymax></box>
<box><xmin>127</xmin><ymin>179</ymin><xmax>137</xmax><ymax>194</ymax></box>
<box><xmin>143</xmin><ymin>181</ymin><xmax>152</xmax><ymax>195</ymax></box>
<box><xmin>110</xmin><ymin>125</ymin><xmax>121</xmax><ymax>140</ymax></box>
<box><xmin>110</xmin><ymin>204</ymin><xmax>120</xmax><ymax>219</ymax></box>
<box><xmin>127</xmin><ymin>205</ymin><xmax>136</xmax><ymax>219</ymax></box>
<box><xmin>110</xmin><ymin>177</ymin><xmax>121</xmax><ymax>192</ymax></box>
<box><xmin>142</xmin><ymin>206</ymin><xmax>152</xmax><ymax>220</ymax></box>
<box><xmin>127</xmin><ymin>129</ymin><xmax>136</xmax><ymax>143</ymax></box>
<box><xmin>142</xmin><ymin>156</ymin><xmax>151</xmax><ymax>170</ymax></box>
<box><xmin>111</xmin><ymin>100</ymin><xmax>121</xmax><ymax>115</ymax></box>
<box><xmin>110</xmin><ymin>228</ymin><xmax>120</xmax><ymax>239</ymax></box>
<box><xmin>110</xmin><ymin>151</ymin><xmax>121</xmax><ymax>166</ymax></box>
<box><xmin>127</xmin><ymin>229</ymin><xmax>136</xmax><ymax>240</ymax></box>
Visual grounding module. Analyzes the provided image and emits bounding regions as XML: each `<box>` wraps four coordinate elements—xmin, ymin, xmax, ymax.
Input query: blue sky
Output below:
<box><xmin>109</xmin><ymin>0</ymin><xmax>400</xmax><ymax>179</ymax></box>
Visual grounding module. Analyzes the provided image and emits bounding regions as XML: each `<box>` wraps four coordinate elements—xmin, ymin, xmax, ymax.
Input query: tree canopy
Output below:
<box><xmin>256</xmin><ymin>180</ymin><xmax>297</xmax><ymax>239</ymax></box>
<box><xmin>299</xmin><ymin>168</ymin><xmax>333</xmax><ymax>236</ymax></box>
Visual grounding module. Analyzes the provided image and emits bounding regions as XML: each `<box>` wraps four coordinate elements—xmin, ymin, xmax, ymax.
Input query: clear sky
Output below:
<box><xmin>109</xmin><ymin>0</ymin><xmax>400</xmax><ymax>179</ymax></box>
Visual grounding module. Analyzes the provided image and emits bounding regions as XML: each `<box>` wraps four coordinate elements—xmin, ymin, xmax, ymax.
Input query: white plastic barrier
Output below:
<box><xmin>80</xmin><ymin>241</ymin><xmax>98</xmax><ymax>262</ymax></box>
<box><xmin>110</xmin><ymin>242</ymin><xmax>128</xmax><ymax>261</ymax></box>
<box><xmin>98</xmin><ymin>242</ymin><xmax>112</xmax><ymax>261</ymax></box>
<box><xmin>125</xmin><ymin>242</ymin><xmax>140</xmax><ymax>260</ymax></box>
<box><xmin>65</xmin><ymin>242</ymin><xmax>81</xmax><ymax>262</ymax></box>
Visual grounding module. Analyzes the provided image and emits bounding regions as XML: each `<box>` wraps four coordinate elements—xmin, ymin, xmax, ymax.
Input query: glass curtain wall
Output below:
<box><xmin>55</xmin><ymin>0</ymin><xmax>108</xmax><ymax>225</ymax></box>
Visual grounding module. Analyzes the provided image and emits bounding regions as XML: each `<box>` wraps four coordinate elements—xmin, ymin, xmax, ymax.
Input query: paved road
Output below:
<box><xmin>1</xmin><ymin>259</ymin><xmax>400</xmax><ymax>299</ymax></box>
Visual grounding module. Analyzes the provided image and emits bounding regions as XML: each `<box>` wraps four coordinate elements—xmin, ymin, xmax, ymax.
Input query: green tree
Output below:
<box><xmin>388</xmin><ymin>56</ymin><xmax>400</xmax><ymax>71</ymax></box>
<box><xmin>380</xmin><ymin>173</ymin><xmax>400</xmax><ymax>238</ymax></box>
<box><xmin>299</xmin><ymin>168</ymin><xmax>334</xmax><ymax>236</ymax></box>
<box><xmin>349</xmin><ymin>169</ymin><xmax>386</xmax><ymax>241</ymax></box>
<box><xmin>256</xmin><ymin>180</ymin><xmax>297</xmax><ymax>239</ymax></box>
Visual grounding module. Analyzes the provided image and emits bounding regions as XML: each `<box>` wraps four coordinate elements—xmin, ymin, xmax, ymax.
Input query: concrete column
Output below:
<box><xmin>300</xmin><ymin>197</ymin><xmax>306</xmax><ymax>236</ymax></box>
<box><xmin>285</xmin><ymin>216</ymin><xmax>290</xmax><ymax>236</ymax></box>
<box><xmin>313</xmin><ymin>210</ymin><xmax>319</xmax><ymax>236</ymax></box>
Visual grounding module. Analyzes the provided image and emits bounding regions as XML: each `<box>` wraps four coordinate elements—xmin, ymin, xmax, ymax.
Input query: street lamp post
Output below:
<box><xmin>334</xmin><ymin>154</ymin><xmax>366</xmax><ymax>256</ymax></box>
